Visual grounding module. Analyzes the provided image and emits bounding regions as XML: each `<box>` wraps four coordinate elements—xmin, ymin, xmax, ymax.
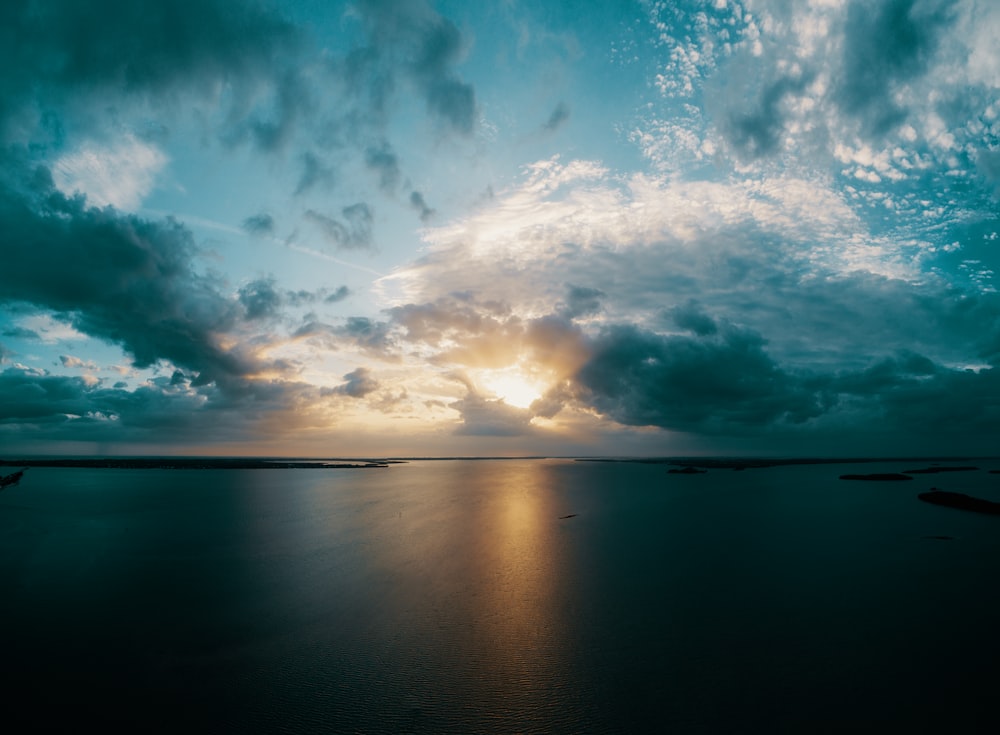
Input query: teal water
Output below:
<box><xmin>2</xmin><ymin>459</ymin><xmax>999</xmax><ymax>732</ymax></box>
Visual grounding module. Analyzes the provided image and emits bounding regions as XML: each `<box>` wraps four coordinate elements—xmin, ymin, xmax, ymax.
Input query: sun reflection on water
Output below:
<box><xmin>348</xmin><ymin>459</ymin><xmax>574</xmax><ymax>724</ymax></box>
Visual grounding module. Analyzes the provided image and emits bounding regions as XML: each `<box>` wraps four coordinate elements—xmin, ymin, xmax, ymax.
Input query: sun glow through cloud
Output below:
<box><xmin>479</xmin><ymin>369</ymin><xmax>547</xmax><ymax>410</ymax></box>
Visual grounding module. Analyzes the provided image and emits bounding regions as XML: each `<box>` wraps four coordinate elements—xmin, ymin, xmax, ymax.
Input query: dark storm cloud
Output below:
<box><xmin>352</xmin><ymin>0</ymin><xmax>477</xmax><ymax>134</ymax></box>
<box><xmin>0</xmin><ymin>0</ymin><xmax>317</xmax><ymax>399</ymax></box>
<box><xmin>409</xmin><ymin>190</ymin><xmax>435</xmax><ymax>221</ymax></box>
<box><xmin>812</xmin><ymin>351</ymin><xmax>1000</xmax><ymax>444</ymax></box>
<box><xmin>0</xmin><ymin>365</ymin><xmax>320</xmax><ymax>445</ymax></box>
<box><xmin>326</xmin><ymin>367</ymin><xmax>379</xmax><ymax>398</ymax></box>
<box><xmin>242</xmin><ymin>212</ymin><xmax>275</xmax><ymax>236</ymax></box>
<box><xmin>0</xmin><ymin>0</ymin><xmax>298</xmax><ymax>140</ymax></box>
<box><xmin>0</xmin><ymin>151</ymin><xmax>272</xmax><ymax>386</ymax></box>
<box><xmin>0</xmin><ymin>368</ymin><xmax>110</xmax><ymax>425</ymax></box>
<box><xmin>304</xmin><ymin>204</ymin><xmax>374</xmax><ymax>250</ymax></box>
<box><xmin>543</xmin><ymin>102</ymin><xmax>570</xmax><ymax>132</ymax></box>
<box><xmin>555</xmin><ymin>315</ymin><xmax>1000</xmax><ymax>444</ymax></box>
<box><xmin>862</xmin><ymin>364</ymin><xmax>1000</xmax><ymax>436</ymax></box>
<box><xmin>572</xmin><ymin>324</ymin><xmax>823</xmax><ymax>433</ymax></box>
<box><xmin>837</xmin><ymin>0</ymin><xmax>955</xmax><ymax>135</ymax></box>
<box><xmin>670</xmin><ymin>300</ymin><xmax>718</xmax><ymax>336</ymax></box>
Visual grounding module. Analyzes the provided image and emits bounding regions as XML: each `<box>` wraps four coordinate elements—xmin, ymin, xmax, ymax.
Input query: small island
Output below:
<box><xmin>918</xmin><ymin>490</ymin><xmax>1000</xmax><ymax>515</ymax></box>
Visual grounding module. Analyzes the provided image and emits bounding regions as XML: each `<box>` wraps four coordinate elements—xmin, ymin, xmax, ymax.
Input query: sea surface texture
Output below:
<box><xmin>2</xmin><ymin>459</ymin><xmax>999</xmax><ymax>732</ymax></box>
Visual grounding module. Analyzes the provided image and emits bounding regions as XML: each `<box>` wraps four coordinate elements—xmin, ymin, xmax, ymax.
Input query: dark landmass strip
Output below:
<box><xmin>559</xmin><ymin>514</ymin><xmax>579</xmax><ymax>519</ymax></box>
<box><xmin>918</xmin><ymin>490</ymin><xmax>1000</xmax><ymax>515</ymax></box>
<box><xmin>1</xmin><ymin>468</ymin><xmax>27</xmax><ymax>489</ymax></box>
<box><xmin>576</xmin><ymin>456</ymin><xmax>990</xmax><ymax>471</ymax></box>
<box><xmin>839</xmin><ymin>473</ymin><xmax>913</xmax><ymax>481</ymax></box>
<box><xmin>668</xmin><ymin>466</ymin><xmax>707</xmax><ymax>474</ymax></box>
<box><xmin>903</xmin><ymin>466</ymin><xmax>979</xmax><ymax>474</ymax></box>
<box><xmin>0</xmin><ymin>458</ymin><xmax>390</xmax><ymax>470</ymax></box>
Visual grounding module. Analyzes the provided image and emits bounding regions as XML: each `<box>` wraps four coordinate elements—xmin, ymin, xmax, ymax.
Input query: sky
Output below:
<box><xmin>2</xmin><ymin>0</ymin><xmax>1000</xmax><ymax>457</ymax></box>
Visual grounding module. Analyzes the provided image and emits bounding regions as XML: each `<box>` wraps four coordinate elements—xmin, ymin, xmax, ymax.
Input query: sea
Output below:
<box><xmin>2</xmin><ymin>458</ymin><xmax>1000</xmax><ymax>733</ymax></box>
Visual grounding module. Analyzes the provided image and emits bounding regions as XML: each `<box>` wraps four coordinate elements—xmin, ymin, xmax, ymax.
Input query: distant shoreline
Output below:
<box><xmin>1</xmin><ymin>456</ymin><xmax>994</xmax><ymax>471</ymax></box>
<box><xmin>0</xmin><ymin>458</ymin><xmax>394</xmax><ymax>470</ymax></box>
<box><xmin>574</xmin><ymin>456</ymin><xmax>994</xmax><ymax>470</ymax></box>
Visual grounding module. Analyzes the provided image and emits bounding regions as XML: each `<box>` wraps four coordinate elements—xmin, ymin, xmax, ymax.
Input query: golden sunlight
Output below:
<box><xmin>479</xmin><ymin>368</ymin><xmax>546</xmax><ymax>409</ymax></box>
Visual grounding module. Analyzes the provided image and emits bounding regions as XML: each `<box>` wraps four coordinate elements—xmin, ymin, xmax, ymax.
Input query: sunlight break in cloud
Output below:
<box><xmin>53</xmin><ymin>134</ymin><xmax>167</xmax><ymax>211</ymax></box>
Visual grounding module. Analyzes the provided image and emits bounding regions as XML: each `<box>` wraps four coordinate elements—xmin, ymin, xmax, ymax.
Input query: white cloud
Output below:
<box><xmin>380</xmin><ymin>156</ymin><xmax>921</xmax><ymax>330</ymax></box>
<box><xmin>18</xmin><ymin>314</ymin><xmax>88</xmax><ymax>343</ymax></box>
<box><xmin>53</xmin><ymin>134</ymin><xmax>167</xmax><ymax>210</ymax></box>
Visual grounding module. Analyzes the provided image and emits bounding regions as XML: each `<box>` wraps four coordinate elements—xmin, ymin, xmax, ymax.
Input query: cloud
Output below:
<box><xmin>387</xmin><ymin>296</ymin><xmax>519</xmax><ymax>362</ymax></box>
<box><xmin>294</xmin><ymin>316</ymin><xmax>396</xmax><ymax>359</ymax></box>
<box><xmin>0</xmin><ymin>0</ymin><xmax>299</xmax><ymax>143</ymax></box>
<box><xmin>327</xmin><ymin>367</ymin><xmax>379</xmax><ymax>398</ymax></box>
<box><xmin>350</xmin><ymin>0</ymin><xmax>477</xmax><ymax>134</ymax></box>
<box><xmin>242</xmin><ymin>212</ymin><xmax>275</xmax><ymax>236</ymax></box>
<box><xmin>0</xmin><ymin>151</ymin><xmax>276</xmax><ymax>387</ymax></box>
<box><xmin>543</xmin><ymin>101</ymin><xmax>570</xmax><ymax>132</ymax></box>
<box><xmin>365</xmin><ymin>141</ymin><xmax>401</xmax><ymax>192</ymax></box>
<box><xmin>0</xmin><ymin>364</ymin><xmax>321</xmax><ymax>447</ymax></box>
<box><xmin>2</xmin><ymin>326</ymin><xmax>40</xmax><ymax>340</ymax></box>
<box><xmin>324</xmin><ymin>285</ymin><xmax>352</xmax><ymax>304</ymax></box>
<box><xmin>295</xmin><ymin>151</ymin><xmax>335</xmax><ymax>195</ymax></box>
<box><xmin>449</xmin><ymin>389</ymin><xmax>534</xmax><ymax>436</ymax></box>
<box><xmin>409</xmin><ymin>190</ymin><xmax>435</xmax><ymax>221</ymax></box>
<box><xmin>304</xmin><ymin>204</ymin><xmax>375</xmax><ymax>250</ymax></box>
<box><xmin>59</xmin><ymin>355</ymin><xmax>98</xmax><ymax>370</ymax></box>
<box><xmin>669</xmin><ymin>300</ymin><xmax>718</xmax><ymax>336</ymax></box>
<box><xmin>373</xmin><ymin>154</ymin><xmax>1000</xmax><ymax>449</ymax></box>
<box><xmin>837</xmin><ymin>0</ymin><xmax>955</xmax><ymax>135</ymax></box>
<box><xmin>52</xmin><ymin>134</ymin><xmax>167</xmax><ymax>210</ymax></box>
<box><xmin>561</xmin><ymin>284</ymin><xmax>604</xmax><ymax>319</ymax></box>
<box><xmin>722</xmin><ymin>72</ymin><xmax>813</xmax><ymax>160</ymax></box>
<box><xmin>238</xmin><ymin>278</ymin><xmax>283</xmax><ymax>321</ymax></box>
<box><xmin>572</xmin><ymin>324</ymin><xmax>823</xmax><ymax>433</ymax></box>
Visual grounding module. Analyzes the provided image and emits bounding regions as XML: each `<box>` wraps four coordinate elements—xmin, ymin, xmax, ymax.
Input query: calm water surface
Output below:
<box><xmin>2</xmin><ymin>459</ymin><xmax>1000</xmax><ymax>732</ymax></box>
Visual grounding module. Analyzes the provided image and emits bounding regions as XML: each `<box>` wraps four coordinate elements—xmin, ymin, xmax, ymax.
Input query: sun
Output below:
<box><xmin>480</xmin><ymin>369</ymin><xmax>546</xmax><ymax>409</ymax></box>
